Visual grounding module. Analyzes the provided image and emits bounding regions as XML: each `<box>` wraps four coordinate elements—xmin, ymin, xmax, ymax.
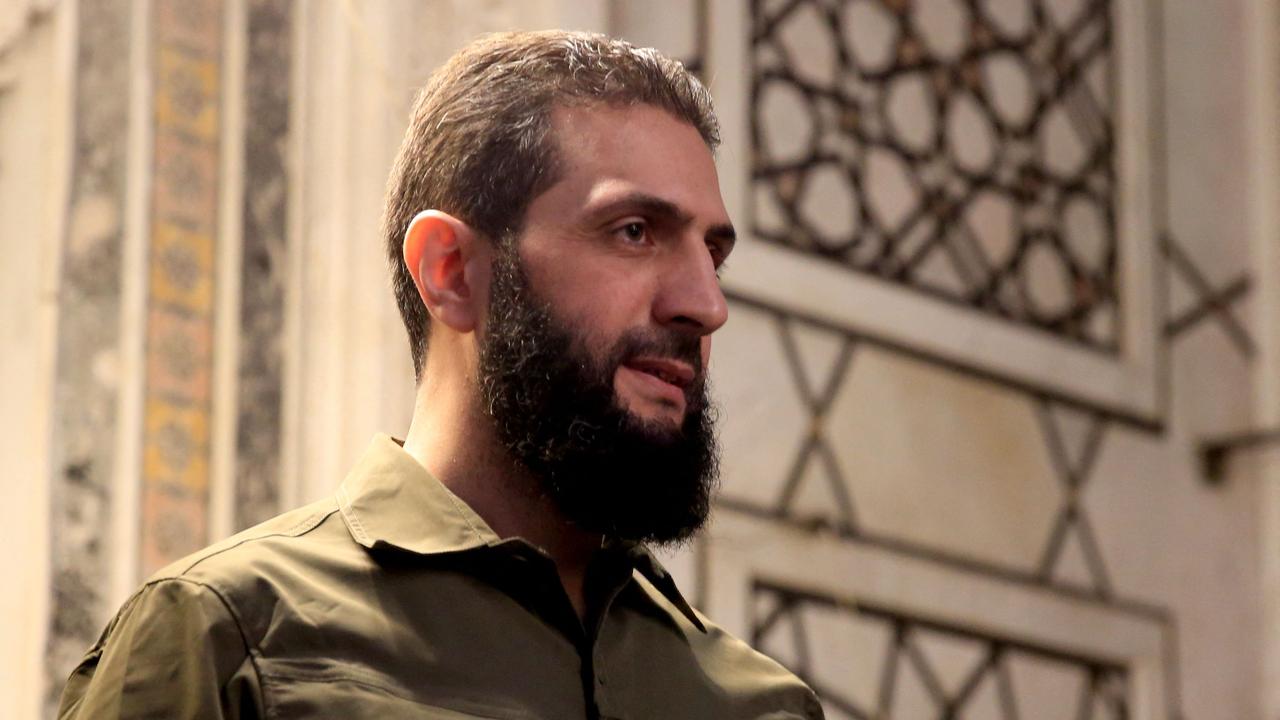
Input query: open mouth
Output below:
<box><xmin>618</xmin><ymin>356</ymin><xmax>696</xmax><ymax>411</ymax></box>
<box><xmin>623</xmin><ymin>357</ymin><xmax>695</xmax><ymax>390</ymax></box>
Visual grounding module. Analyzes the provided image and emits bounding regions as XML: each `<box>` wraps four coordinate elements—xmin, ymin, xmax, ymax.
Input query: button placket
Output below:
<box><xmin>594</xmin><ymin>649</ymin><xmax>607</xmax><ymax>688</ymax></box>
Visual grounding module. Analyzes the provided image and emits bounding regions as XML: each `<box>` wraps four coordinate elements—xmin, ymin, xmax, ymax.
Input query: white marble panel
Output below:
<box><xmin>0</xmin><ymin>6</ymin><xmax>70</xmax><ymax>718</ymax></box>
<box><xmin>713</xmin><ymin>302</ymin><xmax>811</xmax><ymax>508</ymax></box>
<box><xmin>1085</xmin><ymin>421</ymin><xmax>1263</xmax><ymax>720</ymax></box>
<box><xmin>827</xmin><ymin>346</ymin><xmax>1060</xmax><ymax>571</ymax></box>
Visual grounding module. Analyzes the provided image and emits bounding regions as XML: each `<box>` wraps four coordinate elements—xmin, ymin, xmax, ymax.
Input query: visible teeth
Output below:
<box><xmin>647</xmin><ymin>369</ymin><xmax>674</xmax><ymax>384</ymax></box>
<box><xmin>632</xmin><ymin>364</ymin><xmax>681</xmax><ymax>385</ymax></box>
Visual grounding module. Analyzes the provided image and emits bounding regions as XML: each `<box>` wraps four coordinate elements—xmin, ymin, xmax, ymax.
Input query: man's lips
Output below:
<box><xmin>618</xmin><ymin>357</ymin><xmax>697</xmax><ymax>410</ymax></box>
<box><xmin>623</xmin><ymin>357</ymin><xmax>696</xmax><ymax>389</ymax></box>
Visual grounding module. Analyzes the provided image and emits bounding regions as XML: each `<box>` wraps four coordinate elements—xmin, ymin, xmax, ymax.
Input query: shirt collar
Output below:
<box><xmin>623</xmin><ymin>544</ymin><xmax>708</xmax><ymax>633</ymax></box>
<box><xmin>336</xmin><ymin>434</ymin><xmax>707</xmax><ymax>633</ymax></box>
<box><xmin>337</xmin><ymin>434</ymin><xmax>501</xmax><ymax>555</ymax></box>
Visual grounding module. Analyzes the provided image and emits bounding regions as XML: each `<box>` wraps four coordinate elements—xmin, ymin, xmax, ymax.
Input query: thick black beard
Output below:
<box><xmin>476</xmin><ymin>243</ymin><xmax>720</xmax><ymax>546</ymax></box>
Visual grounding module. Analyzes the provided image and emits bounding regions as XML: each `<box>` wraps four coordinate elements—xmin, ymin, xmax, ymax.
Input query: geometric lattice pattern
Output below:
<box><xmin>772</xmin><ymin>314</ymin><xmax>860</xmax><ymax>529</ymax></box>
<box><xmin>718</xmin><ymin>213</ymin><xmax>1258</xmax><ymax>714</ymax></box>
<box><xmin>753</xmin><ymin>583</ymin><xmax>1131</xmax><ymax>720</ymax></box>
<box><xmin>1162</xmin><ymin>233</ymin><xmax>1255</xmax><ymax>356</ymax></box>
<box><xmin>732</xmin><ymin>304</ymin><xmax>1121</xmax><ymax>598</ymax></box>
<box><xmin>1034</xmin><ymin>400</ymin><xmax>1114</xmax><ymax>598</ymax></box>
<box><xmin>751</xmin><ymin>0</ymin><xmax>1119</xmax><ymax>350</ymax></box>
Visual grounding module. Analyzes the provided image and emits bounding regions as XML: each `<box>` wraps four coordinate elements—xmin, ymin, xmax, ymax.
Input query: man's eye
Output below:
<box><xmin>617</xmin><ymin>222</ymin><xmax>647</xmax><ymax>243</ymax></box>
<box><xmin>708</xmin><ymin>243</ymin><xmax>729</xmax><ymax>275</ymax></box>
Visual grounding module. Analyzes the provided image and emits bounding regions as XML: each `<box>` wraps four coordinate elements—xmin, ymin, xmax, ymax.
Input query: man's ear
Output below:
<box><xmin>403</xmin><ymin>210</ymin><xmax>483</xmax><ymax>333</ymax></box>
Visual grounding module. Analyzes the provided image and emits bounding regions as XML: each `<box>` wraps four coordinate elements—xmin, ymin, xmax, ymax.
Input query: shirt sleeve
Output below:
<box><xmin>57</xmin><ymin>577</ymin><xmax>265</xmax><ymax>720</ymax></box>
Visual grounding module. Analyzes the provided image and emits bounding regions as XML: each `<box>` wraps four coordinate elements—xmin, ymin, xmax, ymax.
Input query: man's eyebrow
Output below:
<box><xmin>591</xmin><ymin>191</ymin><xmax>737</xmax><ymax>249</ymax></box>
<box><xmin>591</xmin><ymin>192</ymin><xmax>690</xmax><ymax>225</ymax></box>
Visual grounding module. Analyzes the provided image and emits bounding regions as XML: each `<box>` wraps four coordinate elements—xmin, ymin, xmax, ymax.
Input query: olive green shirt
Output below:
<box><xmin>58</xmin><ymin>435</ymin><xmax>822</xmax><ymax>719</ymax></box>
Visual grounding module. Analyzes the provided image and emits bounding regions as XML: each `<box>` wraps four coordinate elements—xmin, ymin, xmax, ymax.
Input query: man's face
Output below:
<box><xmin>476</xmin><ymin>104</ymin><xmax>735</xmax><ymax>545</ymax></box>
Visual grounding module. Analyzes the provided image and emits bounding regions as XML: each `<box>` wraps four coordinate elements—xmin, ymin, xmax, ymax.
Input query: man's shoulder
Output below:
<box><xmin>59</xmin><ymin>500</ymin><xmax>352</xmax><ymax>718</ymax></box>
<box><xmin>629</xmin><ymin>573</ymin><xmax>824</xmax><ymax>719</ymax></box>
<box><xmin>690</xmin><ymin>613</ymin><xmax>822</xmax><ymax>717</ymax></box>
<box><xmin>140</xmin><ymin>497</ymin><xmax>357</xmax><ymax>626</ymax></box>
<box><xmin>149</xmin><ymin>496</ymin><xmax>346</xmax><ymax>584</ymax></box>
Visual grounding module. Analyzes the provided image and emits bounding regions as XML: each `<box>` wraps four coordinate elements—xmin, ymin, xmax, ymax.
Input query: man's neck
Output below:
<box><xmin>403</xmin><ymin>383</ymin><xmax>601</xmax><ymax>621</ymax></box>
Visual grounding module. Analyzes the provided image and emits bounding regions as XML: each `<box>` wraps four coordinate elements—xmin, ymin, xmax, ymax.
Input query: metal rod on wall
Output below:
<box><xmin>1199</xmin><ymin>428</ymin><xmax>1280</xmax><ymax>484</ymax></box>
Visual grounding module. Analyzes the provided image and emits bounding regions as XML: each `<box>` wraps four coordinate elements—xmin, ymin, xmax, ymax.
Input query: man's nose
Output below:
<box><xmin>652</xmin><ymin>238</ymin><xmax>729</xmax><ymax>335</ymax></box>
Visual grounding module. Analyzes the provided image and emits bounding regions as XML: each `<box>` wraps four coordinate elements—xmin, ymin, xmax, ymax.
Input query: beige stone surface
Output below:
<box><xmin>0</xmin><ymin>6</ymin><xmax>68</xmax><ymax>720</ymax></box>
<box><xmin>714</xmin><ymin>303</ymin><xmax>812</xmax><ymax>508</ymax></box>
<box><xmin>827</xmin><ymin>346</ymin><xmax>1060</xmax><ymax>571</ymax></box>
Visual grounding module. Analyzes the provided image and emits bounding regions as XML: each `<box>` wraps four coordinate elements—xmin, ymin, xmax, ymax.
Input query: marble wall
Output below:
<box><xmin>636</xmin><ymin>1</ymin><xmax>1274</xmax><ymax>718</ymax></box>
<box><xmin>233</xmin><ymin>0</ymin><xmax>290</xmax><ymax>531</ymax></box>
<box><xmin>1</xmin><ymin>3</ymin><xmax>70</xmax><ymax>718</ymax></box>
<box><xmin>6</xmin><ymin>0</ymin><xmax>1280</xmax><ymax>718</ymax></box>
<box><xmin>42</xmin><ymin>0</ymin><xmax>131</xmax><ymax>711</ymax></box>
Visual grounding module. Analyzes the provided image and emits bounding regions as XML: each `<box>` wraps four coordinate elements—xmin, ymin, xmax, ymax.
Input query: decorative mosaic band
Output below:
<box><xmin>139</xmin><ymin>0</ymin><xmax>223</xmax><ymax>577</ymax></box>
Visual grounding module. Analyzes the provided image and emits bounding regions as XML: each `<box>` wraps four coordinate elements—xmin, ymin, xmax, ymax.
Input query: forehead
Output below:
<box><xmin>538</xmin><ymin>103</ymin><xmax>729</xmax><ymax>223</ymax></box>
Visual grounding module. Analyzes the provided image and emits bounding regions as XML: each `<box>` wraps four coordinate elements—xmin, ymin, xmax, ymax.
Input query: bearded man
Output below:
<box><xmin>58</xmin><ymin>30</ymin><xmax>823</xmax><ymax>720</ymax></box>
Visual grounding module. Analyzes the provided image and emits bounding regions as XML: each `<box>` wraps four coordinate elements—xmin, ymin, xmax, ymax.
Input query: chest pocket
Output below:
<box><xmin>261</xmin><ymin>673</ymin><xmax>557</xmax><ymax>720</ymax></box>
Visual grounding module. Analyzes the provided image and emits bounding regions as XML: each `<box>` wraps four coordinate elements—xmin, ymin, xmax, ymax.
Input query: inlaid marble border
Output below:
<box><xmin>139</xmin><ymin>0</ymin><xmax>223</xmax><ymax>576</ymax></box>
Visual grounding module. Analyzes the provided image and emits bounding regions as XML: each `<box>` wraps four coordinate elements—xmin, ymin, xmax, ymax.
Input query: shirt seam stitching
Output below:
<box><xmin>174</xmin><ymin>506</ymin><xmax>337</xmax><ymax>577</ymax></box>
<box><xmin>336</xmin><ymin>484</ymin><xmax>371</xmax><ymax>545</ymax></box>
<box><xmin>141</xmin><ymin>576</ymin><xmax>266</xmax><ymax>709</ymax></box>
<box><xmin>247</xmin><ymin>649</ymin><xmax>275</xmax><ymax>720</ymax></box>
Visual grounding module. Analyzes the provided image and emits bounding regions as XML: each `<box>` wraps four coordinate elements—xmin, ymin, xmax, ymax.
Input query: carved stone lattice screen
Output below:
<box><xmin>753</xmin><ymin>583</ymin><xmax>1130</xmax><ymax>719</ymax></box>
<box><xmin>703</xmin><ymin>513</ymin><xmax>1170</xmax><ymax>720</ymax></box>
<box><xmin>751</xmin><ymin>0</ymin><xmax>1118</xmax><ymax>352</ymax></box>
<box><xmin>714</xmin><ymin>0</ymin><xmax>1162</xmax><ymax>422</ymax></box>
